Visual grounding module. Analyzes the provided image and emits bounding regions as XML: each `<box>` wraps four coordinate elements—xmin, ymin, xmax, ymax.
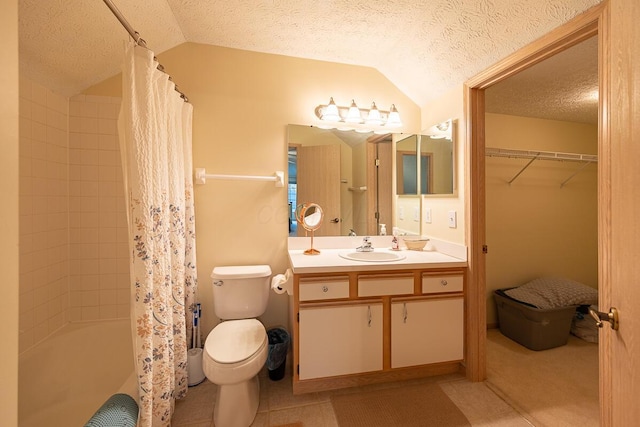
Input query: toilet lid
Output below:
<box><xmin>205</xmin><ymin>319</ymin><xmax>266</xmax><ymax>364</ymax></box>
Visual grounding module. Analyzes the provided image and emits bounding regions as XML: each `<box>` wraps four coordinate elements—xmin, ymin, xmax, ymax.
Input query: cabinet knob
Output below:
<box><xmin>322</xmin><ymin>285</ymin><xmax>329</xmax><ymax>292</ymax></box>
<box><xmin>441</xmin><ymin>279</ymin><xmax>448</xmax><ymax>286</ymax></box>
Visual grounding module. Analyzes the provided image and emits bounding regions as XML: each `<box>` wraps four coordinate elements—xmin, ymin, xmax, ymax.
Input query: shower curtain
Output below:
<box><xmin>118</xmin><ymin>42</ymin><xmax>197</xmax><ymax>427</ymax></box>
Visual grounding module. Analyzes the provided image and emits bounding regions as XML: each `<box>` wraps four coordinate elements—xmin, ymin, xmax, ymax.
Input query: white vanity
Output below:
<box><xmin>288</xmin><ymin>236</ymin><xmax>467</xmax><ymax>394</ymax></box>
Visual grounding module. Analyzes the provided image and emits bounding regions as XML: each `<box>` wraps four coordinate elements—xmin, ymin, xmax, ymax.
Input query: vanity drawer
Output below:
<box><xmin>422</xmin><ymin>274</ymin><xmax>463</xmax><ymax>294</ymax></box>
<box><xmin>358</xmin><ymin>274</ymin><xmax>414</xmax><ymax>297</ymax></box>
<box><xmin>299</xmin><ymin>277</ymin><xmax>350</xmax><ymax>301</ymax></box>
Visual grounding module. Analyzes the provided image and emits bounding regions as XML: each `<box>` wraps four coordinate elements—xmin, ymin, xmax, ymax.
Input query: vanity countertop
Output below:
<box><xmin>288</xmin><ymin>236</ymin><xmax>467</xmax><ymax>274</ymax></box>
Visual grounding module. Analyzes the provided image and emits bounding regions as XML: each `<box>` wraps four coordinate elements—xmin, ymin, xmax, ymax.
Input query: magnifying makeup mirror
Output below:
<box><xmin>295</xmin><ymin>202</ymin><xmax>324</xmax><ymax>255</ymax></box>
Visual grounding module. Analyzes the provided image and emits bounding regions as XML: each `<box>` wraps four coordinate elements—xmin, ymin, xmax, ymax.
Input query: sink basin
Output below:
<box><xmin>339</xmin><ymin>251</ymin><xmax>406</xmax><ymax>262</ymax></box>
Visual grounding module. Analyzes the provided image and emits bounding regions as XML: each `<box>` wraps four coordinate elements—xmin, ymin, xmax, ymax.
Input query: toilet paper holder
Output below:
<box><xmin>271</xmin><ymin>269</ymin><xmax>293</xmax><ymax>295</ymax></box>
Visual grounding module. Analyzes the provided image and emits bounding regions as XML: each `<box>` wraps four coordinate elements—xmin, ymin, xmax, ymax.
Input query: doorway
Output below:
<box><xmin>482</xmin><ymin>35</ymin><xmax>599</xmax><ymax>425</ymax></box>
<box><xmin>463</xmin><ymin>1</ymin><xmax>609</xmax><ymax>422</ymax></box>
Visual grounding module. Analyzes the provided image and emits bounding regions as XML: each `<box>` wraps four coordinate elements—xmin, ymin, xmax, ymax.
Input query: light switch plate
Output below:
<box><xmin>413</xmin><ymin>207</ymin><xmax>420</xmax><ymax>222</ymax></box>
<box><xmin>398</xmin><ymin>206</ymin><xmax>404</xmax><ymax>220</ymax></box>
<box><xmin>424</xmin><ymin>207</ymin><xmax>432</xmax><ymax>223</ymax></box>
<box><xmin>448</xmin><ymin>211</ymin><xmax>457</xmax><ymax>228</ymax></box>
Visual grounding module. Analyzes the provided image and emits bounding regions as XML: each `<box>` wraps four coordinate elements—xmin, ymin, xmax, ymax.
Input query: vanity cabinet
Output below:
<box><xmin>292</xmin><ymin>268</ymin><xmax>465</xmax><ymax>394</ymax></box>
<box><xmin>298</xmin><ymin>302</ymin><xmax>383</xmax><ymax>380</ymax></box>
<box><xmin>390</xmin><ymin>297</ymin><xmax>464</xmax><ymax>369</ymax></box>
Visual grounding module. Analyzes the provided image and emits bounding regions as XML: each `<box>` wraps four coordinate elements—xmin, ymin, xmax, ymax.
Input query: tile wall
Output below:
<box><xmin>18</xmin><ymin>78</ymin><xmax>130</xmax><ymax>353</ymax></box>
<box><xmin>18</xmin><ymin>77</ymin><xmax>70</xmax><ymax>352</ymax></box>
<box><xmin>68</xmin><ymin>94</ymin><xmax>129</xmax><ymax>322</ymax></box>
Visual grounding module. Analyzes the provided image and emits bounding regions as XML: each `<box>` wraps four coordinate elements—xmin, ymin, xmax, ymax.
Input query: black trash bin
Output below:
<box><xmin>266</xmin><ymin>327</ymin><xmax>290</xmax><ymax>381</ymax></box>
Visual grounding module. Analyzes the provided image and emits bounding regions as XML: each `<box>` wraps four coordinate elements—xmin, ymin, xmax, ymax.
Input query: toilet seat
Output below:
<box><xmin>205</xmin><ymin>319</ymin><xmax>266</xmax><ymax>364</ymax></box>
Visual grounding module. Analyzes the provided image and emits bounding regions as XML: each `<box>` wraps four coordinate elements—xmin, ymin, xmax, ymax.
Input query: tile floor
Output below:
<box><xmin>172</xmin><ymin>363</ymin><xmax>532</xmax><ymax>427</ymax></box>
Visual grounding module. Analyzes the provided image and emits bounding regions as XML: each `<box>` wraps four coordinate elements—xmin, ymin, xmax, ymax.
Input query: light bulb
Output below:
<box><xmin>321</xmin><ymin>97</ymin><xmax>341</xmax><ymax>121</ymax></box>
<box><xmin>365</xmin><ymin>102</ymin><xmax>383</xmax><ymax>126</ymax></box>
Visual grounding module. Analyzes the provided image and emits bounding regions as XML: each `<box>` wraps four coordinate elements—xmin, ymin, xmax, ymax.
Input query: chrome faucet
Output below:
<box><xmin>356</xmin><ymin>236</ymin><xmax>374</xmax><ymax>252</ymax></box>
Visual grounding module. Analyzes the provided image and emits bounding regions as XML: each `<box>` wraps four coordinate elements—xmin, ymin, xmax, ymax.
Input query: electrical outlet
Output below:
<box><xmin>448</xmin><ymin>211</ymin><xmax>457</xmax><ymax>228</ymax></box>
<box><xmin>398</xmin><ymin>206</ymin><xmax>404</xmax><ymax>220</ymax></box>
<box><xmin>413</xmin><ymin>207</ymin><xmax>420</xmax><ymax>222</ymax></box>
<box><xmin>424</xmin><ymin>208</ymin><xmax>432</xmax><ymax>223</ymax></box>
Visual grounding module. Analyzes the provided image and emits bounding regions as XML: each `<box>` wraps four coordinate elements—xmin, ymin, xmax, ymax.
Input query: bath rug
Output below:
<box><xmin>331</xmin><ymin>382</ymin><xmax>470</xmax><ymax>427</ymax></box>
<box><xmin>83</xmin><ymin>393</ymin><xmax>138</xmax><ymax>427</ymax></box>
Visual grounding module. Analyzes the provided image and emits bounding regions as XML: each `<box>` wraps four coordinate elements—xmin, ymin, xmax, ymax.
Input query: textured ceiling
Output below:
<box><xmin>19</xmin><ymin>0</ymin><xmax>601</xmax><ymax>109</ymax></box>
<box><xmin>486</xmin><ymin>36</ymin><xmax>598</xmax><ymax>124</ymax></box>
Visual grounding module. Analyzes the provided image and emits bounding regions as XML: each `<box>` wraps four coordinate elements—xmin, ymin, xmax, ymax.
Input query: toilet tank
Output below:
<box><xmin>211</xmin><ymin>265</ymin><xmax>272</xmax><ymax>320</ymax></box>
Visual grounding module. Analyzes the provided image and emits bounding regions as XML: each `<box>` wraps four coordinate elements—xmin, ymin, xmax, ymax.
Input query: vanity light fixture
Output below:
<box><xmin>365</xmin><ymin>102</ymin><xmax>383</xmax><ymax>126</ymax></box>
<box><xmin>321</xmin><ymin>97</ymin><xmax>341</xmax><ymax>121</ymax></box>
<box><xmin>314</xmin><ymin>97</ymin><xmax>403</xmax><ymax>132</ymax></box>
<box><xmin>427</xmin><ymin>119</ymin><xmax>453</xmax><ymax>139</ymax></box>
<box><xmin>345</xmin><ymin>100</ymin><xmax>363</xmax><ymax>123</ymax></box>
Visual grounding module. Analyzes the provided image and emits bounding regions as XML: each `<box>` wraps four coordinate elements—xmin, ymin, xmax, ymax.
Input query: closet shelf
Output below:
<box><xmin>485</xmin><ymin>147</ymin><xmax>597</xmax><ymax>187</ymax></box>
<box><xmin>485</xmin><ymin>147</ymin><xmax>597</xmax><ymax>162</ymax></box>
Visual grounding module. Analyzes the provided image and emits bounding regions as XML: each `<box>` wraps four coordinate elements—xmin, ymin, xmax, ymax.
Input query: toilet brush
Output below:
<box><xmin>196</xmin><ymin>303</ymin><xmax>202</xmax><ymax>348</ymax></box>
<box><xmin>192</xmin><ymin>309</ymin><xmax>197</xmax><ymax>349</ymax></box>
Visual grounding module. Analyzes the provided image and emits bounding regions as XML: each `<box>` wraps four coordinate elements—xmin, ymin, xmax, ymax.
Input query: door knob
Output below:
<box><xmin>330</xmin><ymin>218</ymin><xmax>341</xmax><ymax>223</ymax></box>
<box><xmin>589</xmin><ymin>307</ymin><xmax>619</xmax><ymax>330</ymax></box>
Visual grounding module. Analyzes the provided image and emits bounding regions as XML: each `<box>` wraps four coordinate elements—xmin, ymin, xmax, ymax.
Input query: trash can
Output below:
<box><xmin>266</xmin><ymin>327</ymin><xmax>290</xmax><ymax>381</ymax></box>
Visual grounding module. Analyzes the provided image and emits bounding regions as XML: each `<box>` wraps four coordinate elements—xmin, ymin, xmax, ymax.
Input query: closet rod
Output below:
<box><xmin>194</xmin><ymin>168</ymin><xmax>284</xmax><ymax>187</ymax></box>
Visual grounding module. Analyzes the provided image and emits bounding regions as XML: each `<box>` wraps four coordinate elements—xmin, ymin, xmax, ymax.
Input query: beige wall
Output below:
<box><xmin>18</xmin><ymin>77</ymin><xmax>69</xmax><ymax>352</ymax></box>
<box><xmin>85</xmin><ymin>42</ymin><xmax>421</xmax><ymax>335</ymax></box>
<box><xmin>1</xmin><ymin>0</ymin><xmax>19</xmax><ymax>423</ymax></box>
<box><xmin>485</xmin><ymin>113</ymin><xmax>598</xmax><ymax>324</ymax></box>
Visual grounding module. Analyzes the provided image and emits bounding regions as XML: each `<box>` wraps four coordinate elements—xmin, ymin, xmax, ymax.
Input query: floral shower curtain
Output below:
<box><xmin>118</xmin><ymin>42</ymin><xmax>198</xmax><ymax>426</ymax></box>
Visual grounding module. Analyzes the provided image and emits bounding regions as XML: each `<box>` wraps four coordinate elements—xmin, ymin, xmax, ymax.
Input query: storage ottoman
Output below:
<box><xmin>494</xmin><ymin>288</ymin><xmax>577</xmax><ymax>351</ymax></box>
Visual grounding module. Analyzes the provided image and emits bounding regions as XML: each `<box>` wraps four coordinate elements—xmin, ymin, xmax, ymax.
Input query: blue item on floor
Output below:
<box><xmin>84</xmin><ymin>393</ymin><xmax>138</xmax><ymax>427</ymax></box>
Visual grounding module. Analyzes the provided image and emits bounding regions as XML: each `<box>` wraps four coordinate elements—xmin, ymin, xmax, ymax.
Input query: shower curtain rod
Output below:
<box><xmin>101</xmin><ymin>0</ymin><xmax>189</xmax><ymax>103</ymax></box>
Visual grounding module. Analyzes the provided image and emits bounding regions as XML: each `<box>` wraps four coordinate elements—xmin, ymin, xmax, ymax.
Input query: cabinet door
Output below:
<box><xmin>299</xmin><ymin>303</ymin><xmax>383</xmax><ymax>380</ymax></box>
<box><xmin>391</xmin><ymin>298</ymin><xmax>463</xmax><ymax>368</ymax></box>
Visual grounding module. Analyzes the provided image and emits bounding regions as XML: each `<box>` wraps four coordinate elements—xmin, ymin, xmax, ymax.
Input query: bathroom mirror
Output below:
<box><xmin>287</xmin><ymin>121</ymin><xmax>456</xmax><ymax>236</ymax></box>
<box><xmin>396</xmin><ymin>120</ymin><xmax>456</xmax><ymax>195</ymax></box>
<box><xmin>288</xmin><ymin>125</ymin><xmax>390</xmax><ymax>238</ymax></box>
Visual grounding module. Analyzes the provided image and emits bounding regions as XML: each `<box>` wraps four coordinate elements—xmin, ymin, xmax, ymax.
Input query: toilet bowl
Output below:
<box><xmin>202</xmin><ymin>265</ymin><xmax>272</xmax><ymax>427</ymax></box>
<box><xmin>203</xmin><ymin>319</ymin><xmax>268</xmax><ymax>427</ymax></box>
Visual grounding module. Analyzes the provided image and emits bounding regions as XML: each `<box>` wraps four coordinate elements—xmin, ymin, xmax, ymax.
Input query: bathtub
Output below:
<box><xmin>18</xmin><ymin>319</ymin><xmax>137</xmax><ymax>427</ymax></box>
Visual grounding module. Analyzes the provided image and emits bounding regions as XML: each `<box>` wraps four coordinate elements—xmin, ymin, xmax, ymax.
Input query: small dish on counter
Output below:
<box><xmin>402</xmin><ymin>237</ymin><xmax>430</xmax><ymax>251</ymax></box>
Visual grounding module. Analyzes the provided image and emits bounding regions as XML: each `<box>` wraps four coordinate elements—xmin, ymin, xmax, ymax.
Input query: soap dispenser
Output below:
<box><xmin>391</xmin><ymin>234</ymin><xmax>399</xmax><ymax>250</ymax></box>
<box><xmin>379</xmin><ymin>224</ymin><xmax>387</xmax><ymax>236</ymax></box>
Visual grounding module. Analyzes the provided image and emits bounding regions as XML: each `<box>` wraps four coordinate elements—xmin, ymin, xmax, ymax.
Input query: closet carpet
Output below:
<box><xmin>486</xmin><ymin>328</ymin><xmax>599</xmax><ymax>427</ymax></box>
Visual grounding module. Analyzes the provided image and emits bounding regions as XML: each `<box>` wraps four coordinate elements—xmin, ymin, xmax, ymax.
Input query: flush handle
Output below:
<box><xmin>589</xmin><ymin>307</ymin><xmax>619</xmax><ymax>331</ymax></box>
<box><xmin>213</xmin><ymin>280</ymin><xmax>223</xmax><ymax>287</ymax></box>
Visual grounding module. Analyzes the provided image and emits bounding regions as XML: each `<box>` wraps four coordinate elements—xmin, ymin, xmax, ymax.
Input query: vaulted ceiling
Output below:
<box><xmin>19</xmin><ymin>0</ymin><xmax>601</xmax><ymax>117</ymax></box>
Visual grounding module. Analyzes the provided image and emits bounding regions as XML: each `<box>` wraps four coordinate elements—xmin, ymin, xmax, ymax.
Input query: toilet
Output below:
<box><xmin>202</xmin><ymin>265</ymin><xmax>272</xmax><ymax>427</ymax></box>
